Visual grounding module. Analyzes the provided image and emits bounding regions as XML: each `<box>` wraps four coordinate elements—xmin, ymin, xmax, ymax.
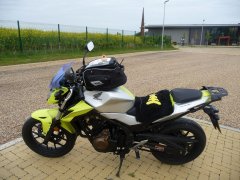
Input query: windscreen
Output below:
<box><xmin>49</xmin><ymin>62</ymin><xmax>74</xmax><ymax>89</ymax></box>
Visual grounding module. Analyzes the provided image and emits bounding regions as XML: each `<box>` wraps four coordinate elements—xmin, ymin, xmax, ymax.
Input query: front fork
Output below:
<box><xmin>203</xmin><ymin>105</ymin><xmax>221</xmax><ymax>133</ymax></box>
<box><xmin>43</xmin><ymin>88</ymin><xmax>73</xmax><ymax>144</ymax></box>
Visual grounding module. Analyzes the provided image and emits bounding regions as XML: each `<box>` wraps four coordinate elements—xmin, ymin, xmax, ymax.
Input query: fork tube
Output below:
<box><xmin>56</xmin><ymin>88</ymin><xmax>73</xmax><ymax>120</ymax></box>
<box><xmin>43</xmin><ymin>88</ymin><xmax>73</xmax><ymax>144</ymax></box>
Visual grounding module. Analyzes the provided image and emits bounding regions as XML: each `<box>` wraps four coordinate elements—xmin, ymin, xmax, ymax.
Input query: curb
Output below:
<box><xmin>0</xmin><ymin>138</ymin><xmax>23</xmax><ymax>151</ymax></box>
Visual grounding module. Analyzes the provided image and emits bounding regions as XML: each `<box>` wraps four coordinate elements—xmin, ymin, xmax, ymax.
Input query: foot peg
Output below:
<box><xmin>131</xmin><ymin>140</ymin><xmax>148</xmax><ymax>159</ymax></box>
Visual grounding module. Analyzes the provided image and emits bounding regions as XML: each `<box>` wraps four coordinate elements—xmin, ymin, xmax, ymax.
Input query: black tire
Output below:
<box><xmin>22</xmin><ymin>117</ymin><xmax>77</xmax><ymax>157</ymax></box>
<box><xmin>151</xmin><ymin>118</ymin><xmax>206</xmax><ymax>165</ymax></box>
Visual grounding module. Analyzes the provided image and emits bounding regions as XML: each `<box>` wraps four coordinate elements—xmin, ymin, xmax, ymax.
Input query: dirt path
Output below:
<box><xmin>0</xmin><ymin>47</ymin><xmax>239</xmax><ymax>144</ymax></box>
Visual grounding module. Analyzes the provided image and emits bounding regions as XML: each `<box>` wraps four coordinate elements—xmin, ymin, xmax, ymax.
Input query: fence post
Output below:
<box><xmin>86</xmin><ymin>26</ymin><xmax>88</xmax><ymax>42</ymax></box>
<box><xmin>143</xmin><ymin>34</ymin><xmax>145</xmax><ymax>46</ymax></box>
<box><xmin>122</xmin><ymin>30</ymin><xmax>124</xmax><ymax>48</ymax></box>
<box><xmin>106</xmin><ymin>28</ymin><xmax>109</xmax><ymax>48</ymax></box>
<box><xmin>17</xmin><ymin>20</ymin><xmax>23</xmax><ymax>52</ymax></box>
<box><xmin>134</xmin><ymin>31</ymin><xmax>136</xmax><ymax>46</ymax></box>
<box><xmin>58</xmin><ymin>24</ymin><xmax>61</xmax><ymax>49</ymax></box>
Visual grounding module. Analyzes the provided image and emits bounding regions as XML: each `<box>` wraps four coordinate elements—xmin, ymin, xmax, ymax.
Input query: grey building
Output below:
<box><xmin>145</xmin><ymin>24</ymin><xmax>240</xmax><ymax>45</ymax></box>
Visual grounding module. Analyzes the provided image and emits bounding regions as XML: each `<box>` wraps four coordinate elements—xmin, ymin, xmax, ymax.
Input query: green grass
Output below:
<box><xmin>0</xmin><ymin>46</ymin><xmax>175</xmax><ymax>66</ymax></box>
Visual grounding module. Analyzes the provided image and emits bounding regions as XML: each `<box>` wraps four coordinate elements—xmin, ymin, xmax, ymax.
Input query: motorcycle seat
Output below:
<box><xmin>171</xmin><ymin>88</ymin><xmax>202</xmax><ymax>104</ymax></box>
<box><xmin>127</xmin><ymin>90</ymin><xmax>174</xmax><ymax>123</ymax></box>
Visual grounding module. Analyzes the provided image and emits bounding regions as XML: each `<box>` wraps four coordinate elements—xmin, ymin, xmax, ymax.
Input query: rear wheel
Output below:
<box><xmin>151</xmin><ymin>118</ymin><xmax>206</xmax><ymax>165</ymax></box>
<box><xmin>22</xmin><ymin>118</ymin><xmax>77</xmax><ymax>157</ymax></box>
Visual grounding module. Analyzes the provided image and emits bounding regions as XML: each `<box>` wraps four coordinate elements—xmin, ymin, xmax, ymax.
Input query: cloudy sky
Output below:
<box><xmin>0</xmin><ymin>0</ymin><xmax>239</xmax><ymax>31</ymax></box>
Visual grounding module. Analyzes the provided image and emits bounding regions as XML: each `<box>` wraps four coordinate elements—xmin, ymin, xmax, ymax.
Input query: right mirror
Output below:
<box><xmin>86</xmin><ymin>41</ymin><xmax>94</xmax><ymax>52</ymax></box>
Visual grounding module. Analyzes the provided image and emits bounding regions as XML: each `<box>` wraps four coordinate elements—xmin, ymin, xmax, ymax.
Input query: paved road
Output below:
<box><xmin>0</xmin><ymin>47</ymin><xmax>240</xmax><ymax>144</ymax></box>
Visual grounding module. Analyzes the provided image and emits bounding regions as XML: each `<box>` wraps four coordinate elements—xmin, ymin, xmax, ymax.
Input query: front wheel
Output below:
<box><xmin>22</xmin><ymin>118</ymin><xmax>77</xmax><ymax>157</ymax></box>
<box><xmin>151</xmin><ymin>118</ymin><xmax>206</xmax><ymax>165</ymax></box>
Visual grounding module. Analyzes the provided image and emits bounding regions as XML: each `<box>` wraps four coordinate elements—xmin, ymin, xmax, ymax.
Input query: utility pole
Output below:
<box><xmin>161</xmin><ymin>0</ymin><xmax>169</xmax><ymax>49</ymax></box>
<box><xmin>200</xmin><ymin>19</ymin><xmax>205</xmax><ymax>46</ymax></box>
<box><xmin>140</xmin><ymin>8</ymin><xmax>145</xmax><ymax>36</ymax></box>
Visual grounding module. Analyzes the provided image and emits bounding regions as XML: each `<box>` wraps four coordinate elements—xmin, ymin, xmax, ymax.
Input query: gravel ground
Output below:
<box><xmin>0</xmin><ymin>47</ymin><xmax>240</xmax><ymax>144</ymax></box>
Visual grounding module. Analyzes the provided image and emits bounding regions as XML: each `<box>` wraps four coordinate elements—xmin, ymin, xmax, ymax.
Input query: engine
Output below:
<box><xmin>91</xmin><ymin>129</ymin><xmax>111</xmax><ymax>152</ymax></box>
<box><xmin>75</xmin><ymin>114</ymin><xmax>116</xmax><ymax>152</ymax></box>
<box><xmin>74</xmin><ymin>113</ymin><xmax>130</xmax><ymax>153</ymax></box>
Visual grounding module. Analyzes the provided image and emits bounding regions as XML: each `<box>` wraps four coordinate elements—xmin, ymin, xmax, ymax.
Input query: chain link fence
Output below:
<box><xmin>0</xmin><ymin>20</ymin><xmax>171</xmax><ymax>54</ymax></box>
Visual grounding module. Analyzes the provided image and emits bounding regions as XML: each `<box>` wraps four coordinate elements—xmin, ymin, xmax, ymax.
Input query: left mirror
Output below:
<box><xmin>86</xmin><ymin>41</ymin><xmax>94</xmax><ymax>52</ymax></box>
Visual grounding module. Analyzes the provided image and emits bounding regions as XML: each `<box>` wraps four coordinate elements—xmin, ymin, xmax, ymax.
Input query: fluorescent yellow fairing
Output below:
<box><xmin>31</xmin><ymin>108</ymin><xmax>76</xmax><ymax>134</ymax></box>
<box><xmin>31</xmin><ymin>109</ymin><xmax>58</xmax><ymax>135</ymax></box>
<box><xmin>61</xmin><ymin>101</ymin><xmax>93</xmax><ymax>122</ymax></box>
<box><xmin>31</xmin><ymin>100</ymin><xmax>93</xmax><ymax>134</ymax></box>
<box><xmin>47</xmin><ymin>87</ymin><xmax>69</xmax><ymax>104</ymax></box>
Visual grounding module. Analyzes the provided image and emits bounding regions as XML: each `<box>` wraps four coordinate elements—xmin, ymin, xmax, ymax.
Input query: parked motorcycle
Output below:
<box><xmin>22</xmin><ymin>41</ymin><xmax>228</xmax><ymax>176</ymax></box>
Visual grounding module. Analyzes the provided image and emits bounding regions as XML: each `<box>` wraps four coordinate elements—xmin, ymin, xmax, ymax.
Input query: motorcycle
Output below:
<box><xmin>22</xmin><ymin>41</ymin><xmax>228</xmax><ymax>176</ymax></box>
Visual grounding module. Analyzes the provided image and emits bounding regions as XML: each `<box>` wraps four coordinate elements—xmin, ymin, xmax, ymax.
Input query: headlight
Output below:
<box><xmin>47</xmin><ymin>87</ymin><xmax>69</xmax><ymax>104</ymax></box>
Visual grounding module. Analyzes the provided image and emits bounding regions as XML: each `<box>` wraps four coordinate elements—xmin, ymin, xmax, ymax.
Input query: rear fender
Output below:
<box><xmin>31</xmin><ymin>109</ymin><xmax>75</xmax><ymax>135</ymax></box>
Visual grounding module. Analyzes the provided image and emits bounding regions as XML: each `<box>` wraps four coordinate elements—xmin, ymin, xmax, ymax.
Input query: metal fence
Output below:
<box><xmin>0</xmin><ymin>20</ymin><xmax>170</xmax><ymax>54</ymax></box>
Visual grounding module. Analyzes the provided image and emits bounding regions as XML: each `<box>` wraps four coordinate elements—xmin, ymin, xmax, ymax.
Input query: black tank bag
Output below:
<box><xmin>83</xmin><ymin>57</ymin><xmax>127</xmax><ymax>91</ymax></box>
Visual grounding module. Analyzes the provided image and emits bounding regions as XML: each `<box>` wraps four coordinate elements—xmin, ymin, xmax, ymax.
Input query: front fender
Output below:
<box><xmin>31</xmin><ymin>109</ymin><xmax>75</xmax><ymax>135</ymax></box>
<box><xmin>31</xmin><ymin>109</ymin><xmax>58</xmax><ymax>135</ymax></box>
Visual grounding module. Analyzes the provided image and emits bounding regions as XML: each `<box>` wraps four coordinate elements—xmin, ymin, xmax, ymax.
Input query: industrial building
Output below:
<box><xmin>145</xmin><ymin>24</ymin><xmax>240</xmax><ymax>46</ymax></box>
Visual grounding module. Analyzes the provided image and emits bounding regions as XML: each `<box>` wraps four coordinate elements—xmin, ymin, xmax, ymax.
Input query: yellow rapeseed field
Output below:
<box><xmin>0</xmin><ymin>28</ymin><xmax>151</xmax><ymax>52</ymax></box>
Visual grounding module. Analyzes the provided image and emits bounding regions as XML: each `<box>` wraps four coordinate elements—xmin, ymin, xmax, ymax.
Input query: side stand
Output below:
<box><xmin>116</xmin><ymin>153</ymin><xmax>125</xmax><ymax>177</ymax></box>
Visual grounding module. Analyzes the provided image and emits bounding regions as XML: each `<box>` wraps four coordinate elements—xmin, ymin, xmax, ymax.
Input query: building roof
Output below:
<box><xmin>145</xmin><ymin>24</ymin><xmax>240</xmax><ymax>29</ymax></box>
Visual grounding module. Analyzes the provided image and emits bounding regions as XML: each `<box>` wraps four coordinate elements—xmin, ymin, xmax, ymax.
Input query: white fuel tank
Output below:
<box><xmin>84</xmin><ymin>86</ymin><xmax>135</xmax><ymax>113</ymax></box>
